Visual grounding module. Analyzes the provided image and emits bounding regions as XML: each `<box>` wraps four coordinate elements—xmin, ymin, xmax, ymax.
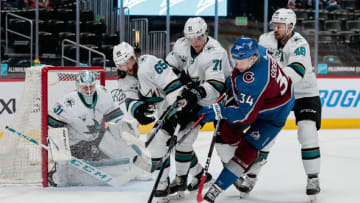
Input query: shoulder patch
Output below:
<box><xmin>139</xmin><ymin>55</ymin><xmax>146</xmax><ymax>64</ymax></box>
<box><xmin>64</xmin><ymin>97</ymin><xmax>75</xmax><ymax>108</ymax></box>
<box><xmin>206</xmin><ymin>44</ymin><xmax>216</xmax><ymax>52</ymax></box>
<box><xmin>243</xmin><ymin>72</ymin><xmax>255</xmax><ymax>83</ymax></box>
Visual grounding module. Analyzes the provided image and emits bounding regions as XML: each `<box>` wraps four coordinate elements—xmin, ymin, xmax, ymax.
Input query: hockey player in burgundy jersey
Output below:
<box><xmin>197</xmin><ymin>36</ymin><xmax>295</xmax><ymax>202</ymax></box>
<box><xmin>235</xmin><ymin>9</ymin><xmax>322</xmax><ymax>201</ymax></box>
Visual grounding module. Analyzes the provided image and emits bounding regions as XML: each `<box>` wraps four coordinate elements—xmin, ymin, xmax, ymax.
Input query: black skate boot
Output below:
<box><xmin>306</xmin><ymin>174</ymin><xmax>320</xmax><ymax>202</ymax></box>
<box><xmin>203</xmin><ymin>183</ymin><xmax>223</xmax><ymax>203</ymax></box>
<box><xmin>188</xmin><ymin>170</ymin><xmax>213</xmax><ymax>191</ymax></box>
<box><xmin>233</xmin><ymin>173</ymin><xmax>257</xmax><ymax>198</ymax></box>
<box><xmin>169</xmin><ymin>175</ymin><xmax>187</xmax><ymax>199</ymax></box>
<box><xmin>154</xmin><ymin>177</ymin><xmax>170</xmax><ymax>203</ymax></box>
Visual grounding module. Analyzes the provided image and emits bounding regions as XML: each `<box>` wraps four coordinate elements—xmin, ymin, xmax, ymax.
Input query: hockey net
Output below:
<box><xmin>0</xmin><ymin>66</ymin><xmax>105</xmax><ymax>187</ymax></box>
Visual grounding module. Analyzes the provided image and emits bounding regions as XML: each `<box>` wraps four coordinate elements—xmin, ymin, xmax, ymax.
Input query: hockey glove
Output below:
<box><xmin>177</xmin><ymin>70</ymin><xmax>200</xmax><ymax>88</ymax></box>
<box><xmin>198</xmin><ymin>103</ymin><xmax>224</xmax><ymax>123</ymax></box>
<box><xmin>177</xmin><ymin>87</ymin><xmax>206</xmax><ymax>111</ymax></box>
<box><xmin>133</xmin><ymin>102</ymin><xmax>155</xmax><ymax>125</ymax></box>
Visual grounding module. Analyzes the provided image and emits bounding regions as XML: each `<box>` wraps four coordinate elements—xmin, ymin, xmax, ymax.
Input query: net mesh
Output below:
<box><xmin>0</xmin><ymin>66</ymin><xmax>104</xmax><ymax>186</ymax></box>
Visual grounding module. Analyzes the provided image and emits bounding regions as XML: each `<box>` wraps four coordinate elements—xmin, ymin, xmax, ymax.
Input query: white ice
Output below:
<box><xmin>1</xmin><ymin>129</ymin><xmax>359</xmax><ymax>203</ymax></box>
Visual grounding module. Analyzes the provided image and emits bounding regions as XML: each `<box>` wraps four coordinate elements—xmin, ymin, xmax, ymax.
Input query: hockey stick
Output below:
<box><xmin>133</xmin><ymin>92</ymin><xmax>228</xmax><ymax>173</ymax></box>
<box><xmin>2</xmin><ymin>125</ymin><xmax>137</xmax><ymax>187</ymax></box>
<box><xmin>147</xmin><ymin>124</ymin><xmax>181</xmax><ymax>203</ymax></box>
<box><xmin>145</xmin><ymin>100</ymin><xmax>179</xmax><ymax>148</ymax></box>
<box><xmin>133</xmin><ymin>115</ymin><xmax>204</xmax><ymax>173</ymax></box>
<box><xmin>196</xmin><ymin>120</ymin><xmax>222</xmax><ymax>203</ymax></box>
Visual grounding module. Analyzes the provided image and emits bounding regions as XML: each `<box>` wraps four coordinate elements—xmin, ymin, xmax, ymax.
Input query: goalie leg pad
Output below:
<box><xmin>48</xmin><ymin>127</ymin><xmax>71</xmax><ymax>162</ymax></box>
<box><xmin>99</xmin><ymin>130</ymin><xmax>136</xmax><ymax>160</ymax></box>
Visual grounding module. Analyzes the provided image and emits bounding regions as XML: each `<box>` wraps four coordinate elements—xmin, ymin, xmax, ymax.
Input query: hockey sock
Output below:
<box><xmin>302</xmin><ymin>147</ymin><xmax>321</xmax><ymax>174</ymax></box>
<box><xmin>215</xmin><ymin>167</ymin><xmax>239</xmax><ymax>191</ymax></box>
<box><xmin>175</xmin><ymin>150</ymin><xmax>194</xmax><ymax>176</ymax></box>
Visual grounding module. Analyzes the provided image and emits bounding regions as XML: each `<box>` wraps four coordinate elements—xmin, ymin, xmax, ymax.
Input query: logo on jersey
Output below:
<box><xmin>206</xmin><ymin>45</ymin><xmax>215</xmax><ymax>51</ymax></box>
<box><xmin>85</xmin><ymin>119</ymin><xmax>106</xmax><ymax>139</ymax></box>
<box><xmin>243</xmin><ymin>72</ymin><xmax>255</xmax><ymax>83</ymax></box>
<box><xmin>64</xmin><ymin>97</ymin><xmax>75</xmax><ymax>108</ymax></box>
<box><xmin>78</xmin><ymin>113</ymin><xmax>87</xmax><ymax>122</ymax></box>
<box><xmin>250</xmin><ymin>131</ymin><xmax>260</xmax><ymax>140</ymax></box>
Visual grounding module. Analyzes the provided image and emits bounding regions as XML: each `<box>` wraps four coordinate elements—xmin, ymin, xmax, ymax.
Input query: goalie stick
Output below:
<box><xmin>2</xmin><ymin>125</ymin><xmax>140</xmax><ymax>187</ymax></box>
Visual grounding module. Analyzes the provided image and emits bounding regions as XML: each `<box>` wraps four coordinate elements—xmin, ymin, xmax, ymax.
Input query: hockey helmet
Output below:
<box><xmin>271</xmin><ymin>8</ymin><xmax>296</xmax><ymax>30</ymax></box>
<box><xmin>231</xmin><ymin>36</ymin><xmax>259</xmax><ymax>61</ymax></box>
<box><xmin>183</xmin><ymin>17</ymin><xmax>208</xmax><ymax>39</ymax></box>
<box><xmin>76</xmin><ymin>70</ymin><xmax>96</xmax><ymax>105</ymax></box>
<box><xmin>113</xmin><ymin>41</ymin><xmax>135</xmax><ymax>69</ymax></box>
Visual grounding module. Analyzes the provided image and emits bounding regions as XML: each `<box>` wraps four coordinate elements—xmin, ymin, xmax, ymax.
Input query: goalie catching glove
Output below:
<box><xmin>133</xmin><ymin>102</ymin><xmax>155</xmax><ymax>125</ymax></box>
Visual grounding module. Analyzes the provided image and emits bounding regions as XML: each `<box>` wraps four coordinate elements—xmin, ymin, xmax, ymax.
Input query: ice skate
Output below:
<box><xmin>233</xmin><ymin>174</ymin><xmax>257</xmax><ymax>198</ymax></box>
<box><xmin>154</xmin><ymin>178</ymin><xmax>170</xmax><ymax>203</ymax></box>
<box><xmin>168</xmin><ymin>175</ymin><xmax>187</xmax><ymax>199</ymax></box>
<box><xmin>203</xmin><ymin>183</ymin><xmax>223</xmax><ymax>203</ymax></box>
<box><xmin>187</xmin><ymin>170</ymin><xmax>213</xmax><ymax>191</ymax></box>
<box><xmin>306</xmin><ymin>175</ymin><xmax>320</xmax><ymax>203</ymax></box>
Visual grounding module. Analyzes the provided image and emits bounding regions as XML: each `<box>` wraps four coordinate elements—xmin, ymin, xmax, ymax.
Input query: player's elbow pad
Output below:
<box><xmin>284</xmin><ymin>63</ymin><xmax>306</xmax><ymax>84</ymax></box>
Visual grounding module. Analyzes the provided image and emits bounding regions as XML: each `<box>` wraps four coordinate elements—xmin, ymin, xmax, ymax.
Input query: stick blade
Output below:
<box><xmin>197</xmin><ymin>176</ymin><xmax>207</xmax><ymax>203</ymax></box>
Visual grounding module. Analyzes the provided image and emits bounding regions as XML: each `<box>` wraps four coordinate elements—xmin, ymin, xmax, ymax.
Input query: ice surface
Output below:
<box><xmin>1</xmin><ymin>129</ymin><xmax>359</xmax><ymax>203</ymax></box>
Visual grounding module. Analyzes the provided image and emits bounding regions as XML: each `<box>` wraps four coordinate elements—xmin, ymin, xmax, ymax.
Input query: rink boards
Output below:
<box><xmin>0</xmin><ymin>76</ymin><xmax>359</xmax><ymax>134</ymax></box>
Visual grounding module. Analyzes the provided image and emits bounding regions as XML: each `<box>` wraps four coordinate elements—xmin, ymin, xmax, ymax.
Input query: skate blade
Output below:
<box><xmin>154</xmin><ymin>197</ymin><xmax>170</xmax><ymax>203</ymax></box>
<box><xmin>240</xmin><ymin>191</ymin><xmax>250</xmax><ymax>199</ymax></box>
<box><xmin>169</xmin><ymin>191</ymin><xmax>185</xmax><ymax>200</ymax></box>
<box><xmin>309</xmin><ymin>194</ymin><xmax>317</xmax><ymax>203</ymax></box>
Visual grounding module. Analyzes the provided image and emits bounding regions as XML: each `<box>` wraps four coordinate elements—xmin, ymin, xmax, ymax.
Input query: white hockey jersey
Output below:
<box><xmin>166</xmin><ymin>36</ymin><xmax>232</xmax><ymax>106</ymax></box>
<box><xmin>259</xmin><ymin>31</ymin><xmax>319</xmax><ymax>99</ymax></box>
<box><xmin>118</xmin><ymin>55</ymin><xmax>183</xmax><ymax>119</ymax></box>
<box><xmin>48</xmin><ymin>87</ymin><xmax>124</xmax><ymax>145</ymax></box>
<box><xmin>116</xmin><ymin>74</ymin><xmax>140</xmax><ymax>119</ymax></box>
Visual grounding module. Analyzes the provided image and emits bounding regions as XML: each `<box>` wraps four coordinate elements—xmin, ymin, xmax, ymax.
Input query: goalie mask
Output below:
<box><xmin>113</xmin><ymin>41</ymin><xmax>136</xmax><ymax>70</ymax></box>
<box><xmin>76</xmin><ymin>70</ymin><xmax>96</xmax><ymax>105</ymax></box>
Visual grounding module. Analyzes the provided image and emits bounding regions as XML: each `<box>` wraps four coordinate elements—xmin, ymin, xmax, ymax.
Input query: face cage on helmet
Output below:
<box><xmin>76</xmin><ymin>76</ymin><xmax>96</xmax><ymax>105</ymax></box>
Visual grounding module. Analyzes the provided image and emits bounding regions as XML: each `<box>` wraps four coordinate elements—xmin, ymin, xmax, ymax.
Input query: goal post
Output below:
<box><xmin>0</xmin><ymin>66</ymin><xmax>105</xmax><ymax>187</ymax></box>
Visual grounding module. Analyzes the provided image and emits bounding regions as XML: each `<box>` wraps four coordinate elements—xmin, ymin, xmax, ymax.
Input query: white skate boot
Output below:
<box><xmin>233</xmin><ymin>173</ymin><xmax>257</xmax><ymax>198</ymax></box>
<box><xmin>203</xmin><ymin>183</ymin><xmax>223</xmax><ymax>203</ymax></box>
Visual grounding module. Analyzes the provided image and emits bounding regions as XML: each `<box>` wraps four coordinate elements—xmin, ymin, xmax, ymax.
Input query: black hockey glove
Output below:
<box><xmin>133</xmin><ymin>102</ymin><xmax>155</xmax><ymax>125</ymax></box>
<box><xmin>178</xmin><ymin>87</ymin><xmax>206</xmax><ymax>109</ymax></box>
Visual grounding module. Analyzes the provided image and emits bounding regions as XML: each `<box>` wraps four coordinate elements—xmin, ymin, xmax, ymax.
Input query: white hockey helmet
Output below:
<box><xmin>75</xmin><ymin>70</ymin><xmax>96</xmax><ymax>105</ymax></box>
<box><xmin>113</xmin><ymin>41</ymin><xmax>135</xmax><ymax>69</ymax></box>
<box><xmin>271</xmin><ymin>8</ymin><xmax>296</xmax><ymax>30</ymax></box>
<box><xmin>183</xmin><ymin>17</ymin><xmax>208</xmax><ymax>38</ymax></box>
